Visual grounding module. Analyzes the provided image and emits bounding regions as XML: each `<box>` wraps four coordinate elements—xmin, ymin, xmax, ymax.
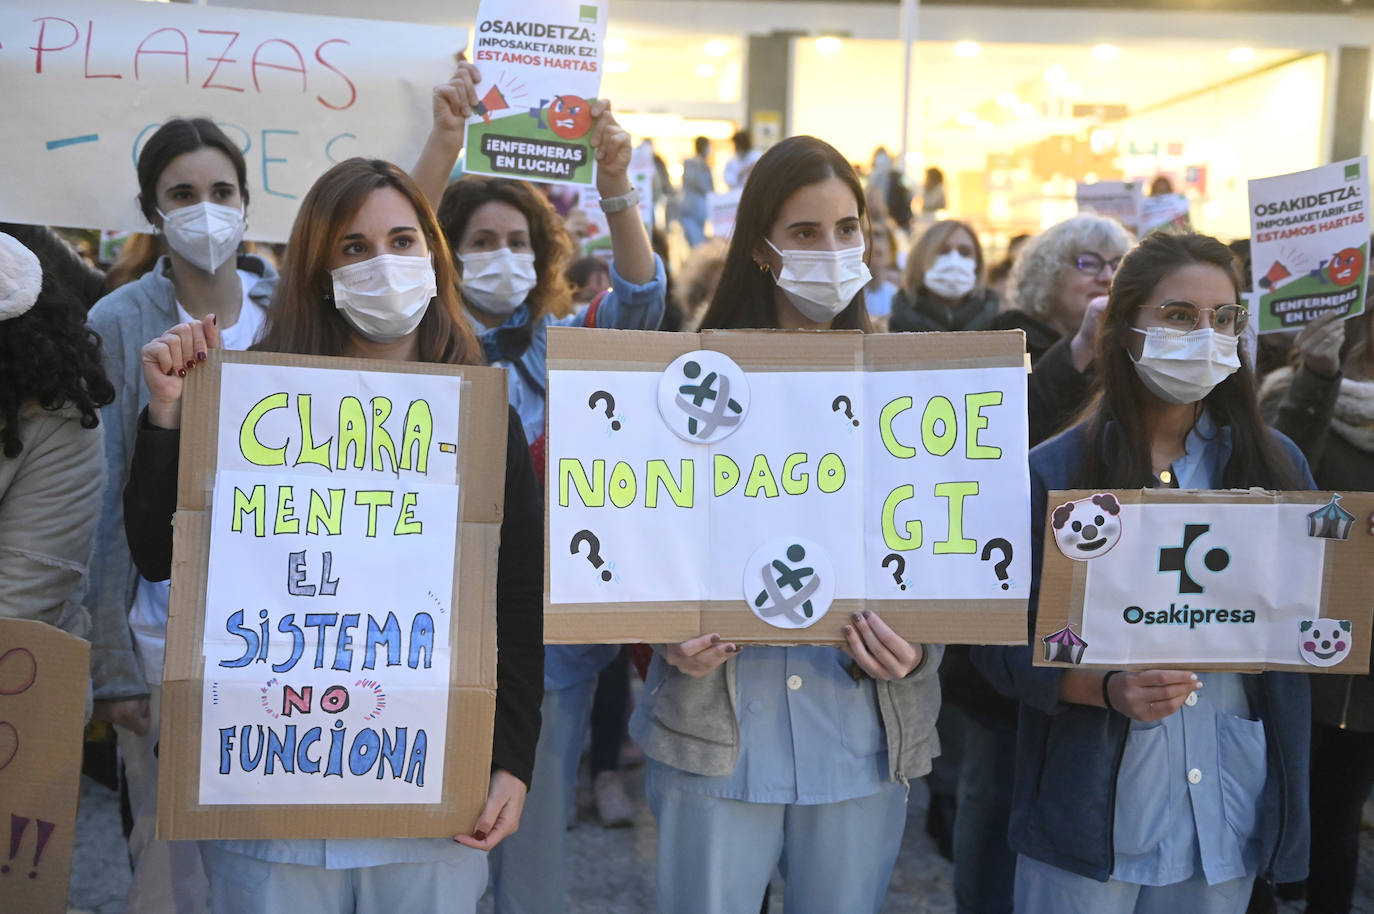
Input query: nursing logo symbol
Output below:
<box><xmin>1157</xmin><ymin>523</ymin><xmax>1231</xmax><ymax>594</ymax></box>
<box><xmin>743</xmin><ymin>537</ymin><xmax>835</xmax><ymax>630</ymax></box>
<box><xmin>656</xmin><ymin>350</ymin><xmax>750</xmax><ymax>444</ymax></box>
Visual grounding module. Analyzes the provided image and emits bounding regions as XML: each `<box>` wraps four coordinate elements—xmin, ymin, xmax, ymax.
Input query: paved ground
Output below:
<box><xmin>67</xmin><ymin>762</ymin><xmax>1374</xmax><ymax>913</ymax></box>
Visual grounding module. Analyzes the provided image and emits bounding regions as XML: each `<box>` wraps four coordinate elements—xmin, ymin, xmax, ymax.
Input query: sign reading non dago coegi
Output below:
<box><xmin>464</xmin><ymin>0</ymin><xmax>608</xmax><ymax>186</ymax></box>
<box><xmin>544</xmin><ymin>329</ymin><xmax>1032</xmax><ymax>647</ymax></box>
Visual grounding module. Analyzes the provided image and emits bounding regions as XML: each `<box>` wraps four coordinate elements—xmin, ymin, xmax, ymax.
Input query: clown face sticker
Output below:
<box><xmin>1299</xmin><ymin>619</ymin><xmax>1353</xmax><ymax>667</ymax></box>
<box><xmin>1051</xmin><ymin>493</ymin><xmax>1123</xmax><ymax>561</ymax></box>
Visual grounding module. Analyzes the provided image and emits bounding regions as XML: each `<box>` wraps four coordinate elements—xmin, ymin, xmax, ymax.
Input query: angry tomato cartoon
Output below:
<box><xmin>1328</xmin><ymin>247</ymin><xmax>1364</xmax><ymax>287</ymax></box>
<box><xmin>548</xmin><ymin>95</ymin><xmax>593</xmax><ymax>140</ymax></box>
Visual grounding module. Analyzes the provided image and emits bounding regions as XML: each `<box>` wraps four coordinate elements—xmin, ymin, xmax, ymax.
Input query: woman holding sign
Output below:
<box><xmin>630</xmin><ymin>135</ymin><xmax>943</xmax><ymax>914</ymax></box>
<box><xmin>421</xmin><ymin>60</ymin><xmax>665</xmax><ymax>914</ymax></box>
<box><xmin>122</xmin><ymin>158</ymin><xmax>543</xmax><ymax>913</ymax></box>
<box><xmin>85</xmin><ymin>116</ymin><xmax>276</xmax><ymax>914</ymax></box>
<box><xmin>974</xmin><ymin>231</ymin><xmax>1314</xmax><ymax>914</ymax></box>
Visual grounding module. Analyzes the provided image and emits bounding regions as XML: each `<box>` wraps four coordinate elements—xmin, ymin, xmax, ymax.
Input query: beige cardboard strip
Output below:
<box><xmin>1034</xmin><ymin>488</ymin><xmax>1374</xmax><ymax>673</ymax></box>
<box><xmin>544</xmin><ymin>328</ymin><xmax>1031</xmax><ymax>646</ymax></box>
<box><xmin>160</xmin><ymin>350</ymin><xmax>506</xmax><ymax>840</ymax></box>
<box><xmin>0</xmin><ymin>619</ymin><xmax>89</xmax><ymax>914</ymax></box>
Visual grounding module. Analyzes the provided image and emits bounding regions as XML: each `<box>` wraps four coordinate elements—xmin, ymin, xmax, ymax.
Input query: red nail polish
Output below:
<box><xmin>197</xmin><ymin>351</ymin><xmax>207</xmax><ymax>362</ymax></box>
<box><xmin>862</xmin><ymin>610</ymin><xmax>873</xmax><ymax>620</ymax></box>
<box><xmin>177</xmin><ymin>369</ymin><xmax>187</xmax><ymax>378</ymax></box>
<box><xmin>843</xmin><ymin>625</ymin><xmax>854</xmax><ymax>636</ymax></box>
<box><xmin>851</xmin><ymin>612</ymin><xmax>862</xmax><ymax>623</ymax></box>
<box><xmin>473</xmin><ymin>830</ymin><xmax>487</xmax><ymax>842</ymax></box>
<box><xmin>709</xmin><ymin>634</ymin><xmax>720</xmax><ymax>645</ymax></box>
<box><xmin>186</xmin><ymin>359</ymin><xmax>196</xmax><ymax>370</ymax></box>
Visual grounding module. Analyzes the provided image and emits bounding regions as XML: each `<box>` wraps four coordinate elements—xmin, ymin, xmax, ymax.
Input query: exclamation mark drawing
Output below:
<box><xmin>2</xmin><ymin>814</ymin><xmax>54</xmax><ymax>878</ymax></box>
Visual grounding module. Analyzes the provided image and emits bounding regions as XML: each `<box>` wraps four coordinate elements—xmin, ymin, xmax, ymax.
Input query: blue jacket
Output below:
<box><xmin>972</xmin><ymin>419</ymin><xmax>1313</xmax><ymax>883</ymax></box>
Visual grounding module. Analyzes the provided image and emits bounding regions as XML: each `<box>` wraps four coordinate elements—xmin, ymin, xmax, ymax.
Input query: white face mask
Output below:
<box><xmin>766</xmin><ymin>239</ymin><xmax>871</xmax><ymax>323</ymax></box>
<box><xmin>460</xmin><ymin>248</ymin><xmax>538</xmax><ymax>316</ymax></box>
<box><xmin>923</xmin><ymin>251</ymin><xmax>977</xmax><ymax>300</ymax></box>
<box><xmin>157</xmin><ymin>201</ymin><xmax>244</xmax><ymax>274</ymax></box>
<box><xmin>1130</xmin><ymin>327</ymin><xmax>1241</xmax><ymax>404</ymax></box>
<box><xmin>330</xmin><ymin>254</ymin><xmax>438</xmax><ymax>343</ymax></box>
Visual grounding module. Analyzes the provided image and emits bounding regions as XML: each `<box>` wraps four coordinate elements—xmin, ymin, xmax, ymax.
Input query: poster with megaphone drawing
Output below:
<box><xmin>464</xmin><ymin>0</ymin><xmax>607</xmax><ymax>186</ymax></box>
<box><xmin>1249</xmin><ymin>156</ymin><xmax>1369</xmax><ymax>334</ymax></box>
<box><xmin>544</xmin><ymin>328</ymin><xmax>1032</xmax><ymax>646</ymax></box>
<box><xmin>1034</xmin><ymin>489</ymin><xmax>1374</xmax><ymax>673</ymax></box>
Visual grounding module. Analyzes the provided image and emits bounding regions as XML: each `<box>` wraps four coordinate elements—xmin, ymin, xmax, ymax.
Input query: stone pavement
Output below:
<box><xmin>68</xmin><ymin>766</ymin><xmax>1374</xmax><ymax>913</ymax></box>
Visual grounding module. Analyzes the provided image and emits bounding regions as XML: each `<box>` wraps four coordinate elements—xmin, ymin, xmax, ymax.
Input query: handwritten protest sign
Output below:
<box><xmin>160</xmin><ymin>351</ymin><xmax>508</xmax><ymax>839</ymax></box>
<box><xmin>1034</xmin><ymin>489</ymin><xmax>1374</xmax><ymax>672</ymax></box>
<box><xmin>545</xmin><ymin>329</ymin><xmax>1031</xmax><ymax>645</ymax></box>
<box><xmin>0</xmin><ymin>0</ymin><xmax>465</xmax><ymax>242</ymax></box>
<box><xmin>464</xmin><ymin>0</ymin><xmax>607</xmax><ymax>186</ymax></box>
<box><xmin>0</xmin><ymin>619</ymin><xmax>88</xmax><ymax>914</ymax></box>
<box><xmin>1249</xmin><ymin>157</ymin><xmax>1369</xmax><ymax>333</ymax></box>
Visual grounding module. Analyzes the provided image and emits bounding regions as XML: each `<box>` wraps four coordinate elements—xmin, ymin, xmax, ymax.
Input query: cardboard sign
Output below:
<box><xmin>1076</xmin><ymin>180</ymin><xmax>1144</xmax><ymax>234</ymax></box>
<box><xmin>1249</xmin><ymin>157</ymin><xmax>1369</xmax><ymax>333</ymax></box>
<box><xmin>463</xmin><ymin>0</ymin><xmax>607</xmax><ymax>186</ymax></box>
<box><xmin>0</xmin><ymin>0</ymin><xmax>465</xmax><ymax>242</ymax></box>
<box><xmin>546</xmin><ymin>328</ymin><xmax>1031</xmax><ymax>645</ymax></box>
<box><xmin>1034</xmin><ymin>489</ymin><xmax>1374</xmax><ymax>673</ymax></box>
<box><xmin>0</xmin><ymin>619</ymin><xmax>89</xmax><ymax>914</ymax></box>
<box><xmin>160</xmin><ymin>350</ymin><xmax>508</xmax><ymax>839</ymax></box>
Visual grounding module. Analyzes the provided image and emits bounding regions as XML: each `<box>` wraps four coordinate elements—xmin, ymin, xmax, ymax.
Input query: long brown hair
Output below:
<box><xmin>437</xmin><ymin>176</ymin><xmax>574</xmax><ymax>329</ymax></box>
<box><xmin>254</xmin><ymin>158</ymin><xmax>481</xmax><ymax>366</ymax></box>
<box><xmin>1074</xmin><ymin>231</ymin><xmax>1305</xmax><ymax>490</ymax></box>
<box><xmin>699</xmin><ymin>135</ymin><xmax>872</xmax><ymax>331</ymax></box>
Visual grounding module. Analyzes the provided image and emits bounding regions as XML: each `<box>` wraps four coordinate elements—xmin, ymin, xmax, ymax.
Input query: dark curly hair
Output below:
<box><xmin>0</xmin><ymin>271</ymin><xmax>115</xmax><ymax>457</ymax></box>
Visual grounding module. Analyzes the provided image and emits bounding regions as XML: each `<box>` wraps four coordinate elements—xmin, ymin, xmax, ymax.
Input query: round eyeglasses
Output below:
<box><xmin>1074</xmin><ymin>252</ymin><xmax>1124</xmax><ymax>274</ymax></box>
<box><xmin>1139</xmin><ymin>300</ymin><xmax>1250</xmax><ymax>336</ymax></box>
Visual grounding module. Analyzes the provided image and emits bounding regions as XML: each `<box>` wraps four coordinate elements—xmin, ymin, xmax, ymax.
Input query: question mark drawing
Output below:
<box><xmin>831</xmin><ymin>395</ymin><xmax>860</xmax><ymax>427</ymax></box>
<box><xmin>882</xmin><ymin>553</ymin><xmax>907</xmax><ymax>591</ymax></box>
<box><xmin>588</xmin><ymin>390</ymin><xmax>621</xmax><ymax>431</ymax></box>
<box><xmin>570</xmin><ymin>529</ymin><xmax>613</xmax><ymax>581</ymax></box>
<box><xmin>980</xmin><ymin>538</ymin><xmax>1013</xmax><ymax>590</ymax></box>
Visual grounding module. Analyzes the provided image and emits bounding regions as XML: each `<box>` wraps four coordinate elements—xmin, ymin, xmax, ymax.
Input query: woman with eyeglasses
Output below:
<box><xmin>936</xmin><ymin>214</ymin><xmax>1135</xmax><ymax>914</ymax></box>
<box><xmin>974</xmin><ymin>232</ymin><xmax>1314</xmax><ymax>914</ymax></box>
<box><xmin>990</xmin><ymin>214</ymin><xmax>1133</xmax><ymax>445</ymax></box>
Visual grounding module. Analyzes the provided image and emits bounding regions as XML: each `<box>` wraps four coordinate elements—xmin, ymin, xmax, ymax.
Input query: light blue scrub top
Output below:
<box><xmin>1111</xmin><ymin>411</ymin><xmax>1267</xmax><ymax>886</ymax></box>
<box><xmin>650</xmin><ymin>645</ymin><xmax>893</xmax><ymax>806</ymax></box>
